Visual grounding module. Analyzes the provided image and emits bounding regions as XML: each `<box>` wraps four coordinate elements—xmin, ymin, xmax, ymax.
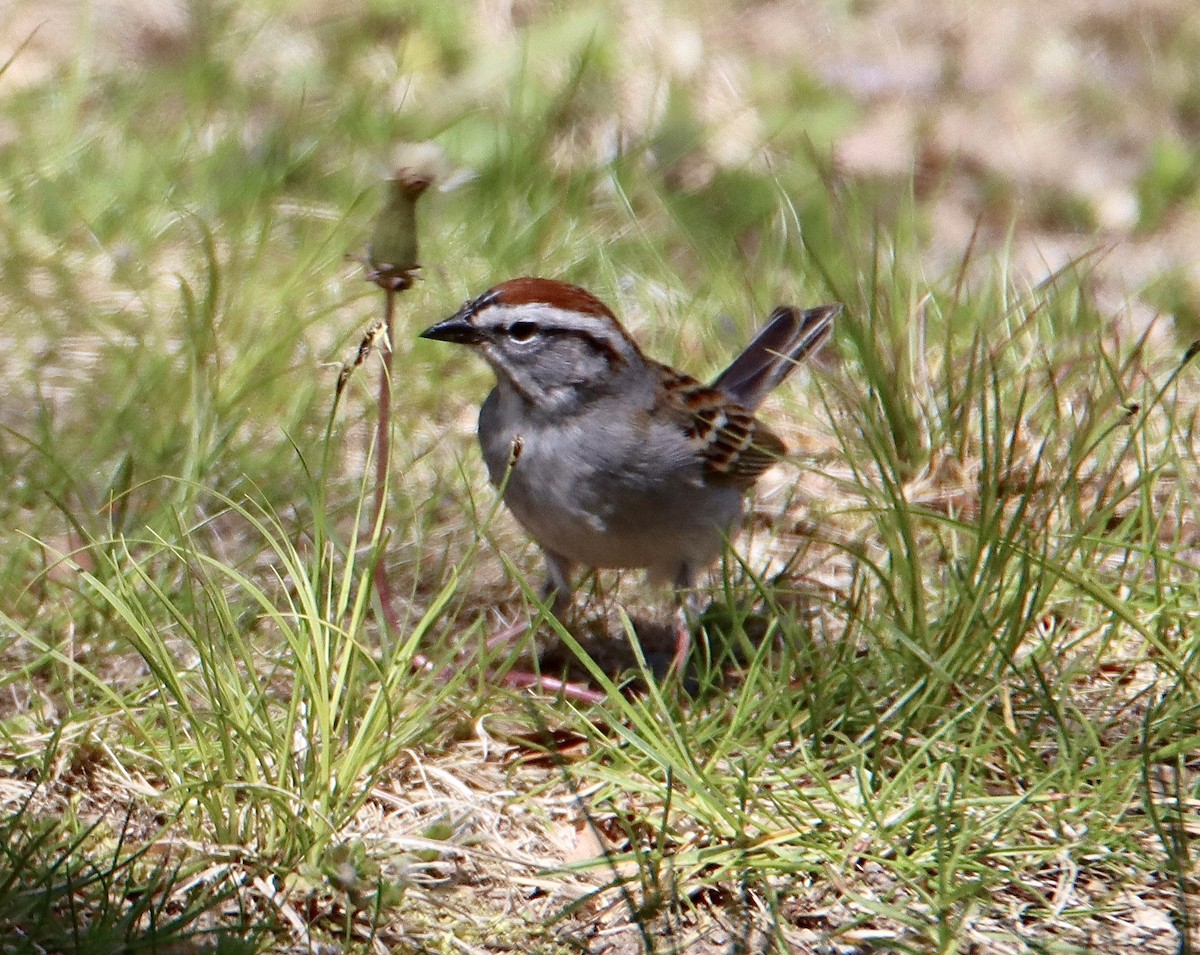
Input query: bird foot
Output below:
<box><xmin>485</xmin><ymin>617</ymin><xmax>606</xmax><ymax>702</ymax></box>
<box><xmin>378</xmin><ymin>566</ymin><xmax>603</xmax><ymax>701</ymax></box>
<box><xmin>407</xmin><ymin>634</ymin><xmax>605</xmax><ymax>703</ymax></box>
<box><xmin>498</xmin><ymin>668</ymin><xmax>606</xmax><ymax>703</ymax></box>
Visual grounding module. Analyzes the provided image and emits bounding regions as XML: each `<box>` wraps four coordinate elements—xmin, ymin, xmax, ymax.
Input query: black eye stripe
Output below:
<box><xmin>484</xmin><ymin>317</ymin><xmax>629</xmax><ymax>369</ymax></box>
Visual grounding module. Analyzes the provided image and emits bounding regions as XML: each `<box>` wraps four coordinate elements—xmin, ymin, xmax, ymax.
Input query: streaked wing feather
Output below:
<box><xmin>656</xmin><ymin>364</ymin><xmax>786</xmax><ymax>487</ymax></box>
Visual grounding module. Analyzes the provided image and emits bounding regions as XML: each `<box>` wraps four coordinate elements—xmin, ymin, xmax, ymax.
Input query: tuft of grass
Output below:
<box><xmin>0</xmin><ymin>731</ymin><xmax>264</xmax><ymax>953</ymax></box>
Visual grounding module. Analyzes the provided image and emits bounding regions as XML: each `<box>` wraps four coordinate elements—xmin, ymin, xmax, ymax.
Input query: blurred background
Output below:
<box><xmin>5</xmin><ymin>0</ymin><xmax>1199</xmax><ymax>312</ymax></box>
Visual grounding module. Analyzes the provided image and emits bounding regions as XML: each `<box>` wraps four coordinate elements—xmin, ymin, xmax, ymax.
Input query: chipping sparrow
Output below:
<box><xmin>420</xmin><ymin>277</ymin><xmax>839</xmax><ymax>671</ymax></box>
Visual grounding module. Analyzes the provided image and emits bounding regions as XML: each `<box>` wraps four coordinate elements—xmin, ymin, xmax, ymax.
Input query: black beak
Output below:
<box><xmin>419</xmin><ymin>313</ymin><xmax>482</xmax><ymax>345</ymax></box>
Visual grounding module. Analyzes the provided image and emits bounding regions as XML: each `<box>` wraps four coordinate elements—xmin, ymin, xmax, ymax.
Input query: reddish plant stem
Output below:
<box><xmin>369</xmin><ymin>286</ymin><xmax>431</xmax><ymax>671</ymax></box>
<box><xmin>372</xmin><ymin>286</ymin><xmax>396</xmax><ymax>547</ymax></box>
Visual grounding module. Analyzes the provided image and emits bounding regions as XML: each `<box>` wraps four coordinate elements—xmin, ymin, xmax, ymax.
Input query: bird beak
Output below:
<box><xmin>419</xmin><ymin>313</ymin><xmax>482</xmax><ymax>345</ymax></box>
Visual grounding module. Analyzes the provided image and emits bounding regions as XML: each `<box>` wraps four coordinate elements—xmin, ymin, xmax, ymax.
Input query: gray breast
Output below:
<box><xmin>477</xmin><ymin>389</ymin><xmax>744</xmax><ymax>574</ymax></box>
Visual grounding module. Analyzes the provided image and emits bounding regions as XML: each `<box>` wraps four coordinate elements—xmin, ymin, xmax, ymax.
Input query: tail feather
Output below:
<box><xmin>712</xmin><ymin>303</ymin><xmax>840</xmax><ymax>408</ymax></box>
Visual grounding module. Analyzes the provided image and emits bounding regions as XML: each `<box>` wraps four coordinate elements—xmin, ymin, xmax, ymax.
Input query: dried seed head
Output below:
<box><xmin>366</xmin><ymin>141</ymin><xmax>444</xmax><ymax>289</ymax></box>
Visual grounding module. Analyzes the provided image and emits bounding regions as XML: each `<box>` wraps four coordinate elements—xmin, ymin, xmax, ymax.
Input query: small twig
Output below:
<box><xmin>334</xmin><ymin>320</ymin><xmax>389</xmax><ymax>402</ymax></box>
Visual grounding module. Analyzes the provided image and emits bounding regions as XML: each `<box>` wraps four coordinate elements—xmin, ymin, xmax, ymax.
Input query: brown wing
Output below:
<box><xmin>655</xmin><ymin>364</ymin><xmax>786</xmax><ymax>488</ymax></box>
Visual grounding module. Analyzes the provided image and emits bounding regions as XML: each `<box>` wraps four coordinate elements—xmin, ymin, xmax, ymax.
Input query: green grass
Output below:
<box><xmin>1</xmin><ymin>2</ymin><xmax>1198</xmax><ymax>953</ymax></box>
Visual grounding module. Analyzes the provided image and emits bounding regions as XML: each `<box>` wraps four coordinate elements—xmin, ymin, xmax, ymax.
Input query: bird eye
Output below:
<box><xmin>507</xmin><ymin>320</ymin><xmax>538</xmax><ymax>343</ymax></box>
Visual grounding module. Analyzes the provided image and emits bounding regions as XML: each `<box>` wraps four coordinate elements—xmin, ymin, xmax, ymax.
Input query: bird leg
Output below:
<box><xmin>670</xmin><ymin>565</ymin><xmax>701</xmax><ymax>676</ymax></box>
<box><xmin>671</xmin><ymin>607</ymin><xmax>692</xmax><ymax>675</ymax></box>
<box><xmin>483</xmin><ymin>551</ymin><xmax>572</xmax><ymax>651</ymax></box>
<box><xmin>484</xmin><ymin>553</ymin><xmax>607</xmax><ymax>703</ymax></box>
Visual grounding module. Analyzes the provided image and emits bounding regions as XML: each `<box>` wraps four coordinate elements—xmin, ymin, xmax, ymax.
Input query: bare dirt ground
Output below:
<box><xmin>807</xmin><ymin>0</ymin><xmax>1199</xmax><ymax>324</ymax></box>
<box><xmin>715</xmin><ymin>0</ymin><xmax>1197</xmax><ymax>343</ymax></box>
